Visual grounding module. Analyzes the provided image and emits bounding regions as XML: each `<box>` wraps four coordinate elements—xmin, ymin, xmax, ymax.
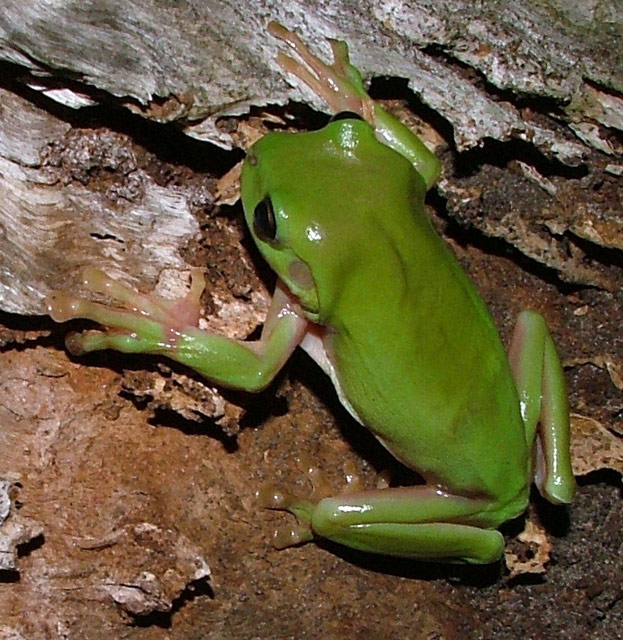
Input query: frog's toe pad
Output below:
<box><xmin>256</xmin><ymin>483</ymin><xmax>293</xmax><ymax>510</ymax></box>
<box><xmin>45</xmin><ymin>291</ymin><xmax>92</xmax><ymax>323</ymax></box>
<box><xmin>65</xmin><ymin>330</ymin><xmax>97</xmax><ymax>355</ymax></box>
<box><xmin>272</xmin><ymin>524</ymin><xmax>314</xmax><ymax>549</ymax></box>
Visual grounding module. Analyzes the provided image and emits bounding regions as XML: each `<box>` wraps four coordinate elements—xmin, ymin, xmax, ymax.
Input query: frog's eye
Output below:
<box><xmin>253</xmin><ymin>197</ymin><xmax>277</xmax><ymax>242</ymax></box>
<box><xmin>329</xmin><ymin>111</ymin><xmax>364</xmax><ymax>122</ymax></box>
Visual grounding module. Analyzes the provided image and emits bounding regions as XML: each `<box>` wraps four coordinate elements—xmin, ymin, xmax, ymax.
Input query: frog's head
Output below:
<box><xmin>241</xmin><ymin>116</ymin><xmax>421</xmax><ymax>323</ymax></box>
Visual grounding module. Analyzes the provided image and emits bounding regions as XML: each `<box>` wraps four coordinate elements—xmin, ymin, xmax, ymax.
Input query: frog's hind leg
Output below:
<box><xmin>261</xmin><ymin>480</ymin><xmax>506</xmax><ymax>563</ymax></box>
<box><xmin>259</xmin><ymin>456</ymin><xmax>506</xmax><ymax>564</ymax></box>
<box><xmin>508</xmin><ymin>310</ymin><xmax>576</xmax><ymax>505</ymax></box>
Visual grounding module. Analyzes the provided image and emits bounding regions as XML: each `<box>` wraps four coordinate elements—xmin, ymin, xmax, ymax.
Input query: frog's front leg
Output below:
<box><xmin>268</xmin><ymin>22</ymin><xmax>441</xmax><ymax>189</ymax></box>
<box><xmin>263</xmin><ymin>482</ymin><xmax>506</xmax><ymax>564</ymax></box>
<box><xmin>45</xmin><ymin>270</ymin><xmax>308</xmax><ymax>391</ymax></box>
<box><xmin>508</xmin><ymin>310</ymin><xmax>576</xmax><ymax>504</ymax></box>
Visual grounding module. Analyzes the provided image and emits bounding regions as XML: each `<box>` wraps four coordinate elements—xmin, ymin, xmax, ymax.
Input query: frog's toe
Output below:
<box><xmin>45</xmin><ymin>291</ymin><xmax>94</xmax><ymax>323</ymax></box>
<box><xmin>256</xmin><ymin>483</ymin><xmax>294</xmax><ymax>510</ymax></box>
<box><xmin>81</xmin><ymin>267</ymin><xmax>116</xmax><ymax>296</ymax></box>
<box><xmin>65</xmin><ymin>329</ymin><xmax>158</xmax><ymax>355</ymax></box>
<box><xmin>80</xmin><ymin>267</ymin><xmax>205</xmax><ymax>328</ymax></box>
<box><xmin>66</xmin><ymin>329</ymin><xmax>105</xmax><ymax>355</ymax></box>
<box><xmin>295</xmin><ymin>453</ymin><xmax>334</xmax><ymax>501</ymax></box>
<box><xmin>272</xmin><ymin>523</ymin><xmax>314</xmax><ymax>549</ymax></box>
<box><xmin>47</xmin><ymin>269</ymin><xmax>207</xmax><ymax>357</ymax></box>
<box><xmin>339</xmin><ymin>459</ymin><xmax>392</xmax><ymax>494</ymax></box>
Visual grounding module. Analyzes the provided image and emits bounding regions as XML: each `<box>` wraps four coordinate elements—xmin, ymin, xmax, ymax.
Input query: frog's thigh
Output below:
<box><xmin>310</xmin><ymin>486</ymin><xmax>504</xmax><ymax>564</ymax></box>
<box><xmin>508</xmin><ymin>310</ymin><xmax>575</xmax><ymax>505</ymax></box>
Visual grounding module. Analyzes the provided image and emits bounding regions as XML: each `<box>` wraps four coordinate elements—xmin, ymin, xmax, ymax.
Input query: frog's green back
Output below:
<box><xmin>243</xmin><ymin>120</ymin><xmax>530</xmax><ymax>519</ymax></box>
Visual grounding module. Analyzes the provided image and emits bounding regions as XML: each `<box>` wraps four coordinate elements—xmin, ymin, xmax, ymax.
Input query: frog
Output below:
<box><xmin>45</xmin><ymin>22</ymin><xmax>575</xmax><ymax>563</ymax></box>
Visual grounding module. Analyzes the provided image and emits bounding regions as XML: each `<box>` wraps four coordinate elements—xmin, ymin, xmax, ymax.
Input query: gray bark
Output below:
<box><xmin>0</xmin><ymin>0</ymin><xmax>621</xmax><ymax>313</ymax></box>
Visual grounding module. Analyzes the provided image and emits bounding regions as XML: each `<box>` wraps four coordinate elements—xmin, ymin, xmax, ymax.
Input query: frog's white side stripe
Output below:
<box><xmin>300</xmin><ymin>329</ymin><xmax>364</xmax><ymax>426</ymax></box>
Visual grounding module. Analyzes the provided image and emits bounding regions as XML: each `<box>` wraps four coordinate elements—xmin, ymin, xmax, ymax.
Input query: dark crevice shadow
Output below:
<box><xmin>145</xmin><ymin>408</ymin><xmax>239</xmax><ymax>453</ymax></box>
<box><xmin>132</xmin><ymin>576</ymin><xmax>214</xmax><ymax>629</ymax></box>
<box><xmin>0</xmin><ymin>60</ymin><xmax>242</xmax><ymax>176</ymax></box>
<box><xmin>0</xmin><ymin>536</ymin><xmax>45</xmax><ymax>584</ymax></box>
<box><xmin>453</xmin><ymin>137</ymin><xmax>588</xmax><ymax>179</ymax></box>
<box><xmin>565</xmin><ymin>233</ymin><xmax>623</xmax><ymax>270</ymax></box>
<box><xmin>532</xmin><ymin>489</ymin><xmax>572</xmax><ymax>537</ymax></box>
<box><xmin>369</xmin><ymin>60</ymin><xmax>590</xmax><ymax>185</ymax></box>
<box><xmin>421</xmin><ymin>43</ymin><xmax>571</xmax><ymax>116</ymax></box>
<box><xmin>0</xmin><ymin>309</ymin><xmax>58</xmax><ymax>330</ymax></box>
<box><xmin>577</xmin><ymin>468</ymin><xmax>623</xmax><ymax>491</ymax></box>
<box><xmin>16</xmin><ymin>533</ymin><xmax>45</xmax><ymax>559</ymax></box>
<box><xmin>0</xmin><ymin>570</ymin><xmax>20</xmax><ymax>584</ymax></box>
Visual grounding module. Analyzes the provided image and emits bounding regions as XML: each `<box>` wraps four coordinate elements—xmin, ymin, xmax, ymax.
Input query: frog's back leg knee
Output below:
<box><xmin>508</xmin><ymin>310</ymin><xmax>576</xmax><ymax>504</ymax></box>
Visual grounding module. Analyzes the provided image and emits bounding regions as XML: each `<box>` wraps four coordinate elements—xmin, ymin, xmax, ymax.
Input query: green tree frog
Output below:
<box><xmin>45</xmin><ymin>22</ymin><xmax>575</xmax><ymax>564</ymax></box>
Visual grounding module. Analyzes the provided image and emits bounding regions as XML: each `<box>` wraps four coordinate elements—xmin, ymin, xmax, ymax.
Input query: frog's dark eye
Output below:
<box><xmin>330</xmin><ymin>111</ymin><xmax>364</xmax><ymax>122</ymax></box>
<box><xmin>253</xmin><ymin>197</ymin><xmax>277</xmax><ymax>242</ymax></box>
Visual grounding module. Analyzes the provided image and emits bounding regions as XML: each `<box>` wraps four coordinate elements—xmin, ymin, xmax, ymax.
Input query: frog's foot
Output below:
<box><xmin>261</xmin><ymin>469</ymin><xmax>507</xmax><ymax>562</ymax></box>
<box><xmin>257</xmin><ymin>484</ymin><xmax>316</xmax><ymax>548</ymax></box>
<box><xmin>47</xmin><ymin>274</ymin><xmax>307</xmax><ymax>391</ymax></box>
<box><xmin>45</xmin><ymin>267</ymin><xmax>205</xmax><ymax>355</ymax></box>
<box><xmin>268</xmin><ymin>21</ymin><xmax>374</xmax><ymax>121</ymax></box>
<box><xmin>257</xmin><ymin>453</ymin><xmax>331</xmax><ymax>549</ymax></box>
<box><xmin>257</xmin><ymin>454</ymin><xmax>389</xmax><ymax>549</ymax></box>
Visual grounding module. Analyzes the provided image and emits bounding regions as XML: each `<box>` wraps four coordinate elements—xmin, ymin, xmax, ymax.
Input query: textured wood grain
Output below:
<box><xmin>0</xmin><ymin>0</ymin><xmax>621</xmax><ymax>313</ymax></box>
<box><xmin>1</xmin><ymin>5</ymin><xmax>622</xmax><ymax>638</ymax></box>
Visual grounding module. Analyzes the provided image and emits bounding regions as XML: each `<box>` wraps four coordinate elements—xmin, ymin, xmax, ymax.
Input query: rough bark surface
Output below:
<box><xmin>1</xmin><ymin>2</ymin><xmax>622</xmax><ymax>639</ymax></box>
